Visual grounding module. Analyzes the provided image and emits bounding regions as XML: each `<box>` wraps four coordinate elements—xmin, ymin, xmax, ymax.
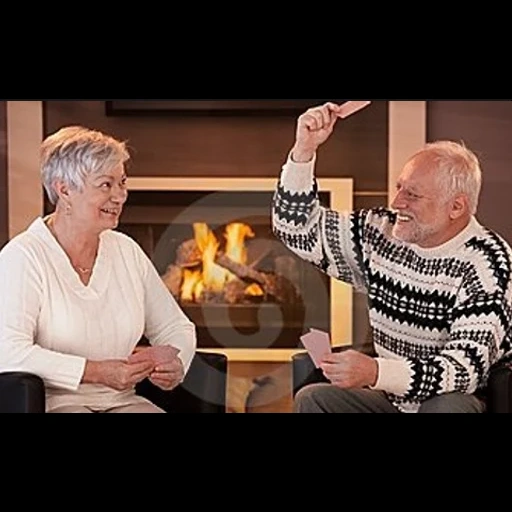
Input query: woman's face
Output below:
<box><xmin>66</xmin><ymin>163</ymin><xmax>128</xmax><ymax>233</ymax></box>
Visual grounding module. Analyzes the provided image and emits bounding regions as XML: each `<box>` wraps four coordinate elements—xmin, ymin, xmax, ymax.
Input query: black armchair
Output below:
<box><xmin>0</xmin><ymin>351</ymin><xmax>228</xmax><ymax>414</ymax></box>
<box><xmin>292</xmin><ymin>348</ymin><xmax>512</xmax><ymax>414</ymax></box>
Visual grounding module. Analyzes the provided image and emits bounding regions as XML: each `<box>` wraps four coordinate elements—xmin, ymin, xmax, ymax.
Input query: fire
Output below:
<box><xmin>181</xmin><ymin>222</ymin><xmax>263</xmax><ymax>302</ymax></box>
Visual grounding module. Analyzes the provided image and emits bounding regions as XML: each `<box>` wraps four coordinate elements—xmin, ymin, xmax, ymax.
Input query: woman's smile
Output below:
<box><xmin>100</xmin><ymin>207</ymin><xmax>121</xmax><ymax>217</ymax></box>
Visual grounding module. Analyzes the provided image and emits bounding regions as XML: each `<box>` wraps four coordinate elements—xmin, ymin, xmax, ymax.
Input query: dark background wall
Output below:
<box><xmin>43</xmin><ymin>100</ymin><xmax>389</xmax><ymax>193</ymax></box>
<box><xmin>427</xmin><ymin>101</ymin><xmax>512</xmax><ymax>245</ymax></box>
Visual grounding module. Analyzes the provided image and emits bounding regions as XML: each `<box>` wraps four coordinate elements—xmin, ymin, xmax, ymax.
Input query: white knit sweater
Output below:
<box><xmin>272</xmin><ymin>157</ymin><xmax>512</xmax><ymax>412</ymax></box>
<box><xmin>0</xmin><ymin>217</ymin><xmax>196</xmax><ymax>412</ymax></box>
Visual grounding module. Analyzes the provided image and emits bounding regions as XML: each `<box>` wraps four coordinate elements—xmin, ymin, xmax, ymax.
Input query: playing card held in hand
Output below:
<box><xmin>300</xmin><ymin>329</ymin><xmax>332</xmax><ymax>368</ymax></box>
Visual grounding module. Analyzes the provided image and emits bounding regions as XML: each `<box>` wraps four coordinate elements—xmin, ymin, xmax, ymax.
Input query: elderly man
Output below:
<box><xmin>272</xmin><ymin>102</ymin><xmax>512</xmax><ymax>413</ymax></box>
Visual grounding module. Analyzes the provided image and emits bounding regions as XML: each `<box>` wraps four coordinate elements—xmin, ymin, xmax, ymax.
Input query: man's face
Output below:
<box><xmin>390</xmin><ymin>155</ymin><xmax>455</xmax><ymax>248</ymax></box>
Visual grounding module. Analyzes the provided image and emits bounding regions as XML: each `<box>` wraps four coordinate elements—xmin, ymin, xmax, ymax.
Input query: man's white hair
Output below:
<box><xmin>408</xmin><ymin>140</ymin><xmax>482</xmax><ymax>215</ymax></box>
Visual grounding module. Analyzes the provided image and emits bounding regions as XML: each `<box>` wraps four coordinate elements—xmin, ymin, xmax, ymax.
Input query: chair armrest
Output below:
<box><xmin>0</xmin><ymin>372</ymin><xmax>46</xmax><ymax>413</ymax></box>
<box><xmin>292</xmin><ymin>352</ymin><xmax>329</xmax><ymax>396</ymax></box>
<box><xmin>487</xmin><ymin>363</ymin><xmax>512</xmax><ymax>414</ymax></box>
<box><xmin>136</xmin><ymin>351</ymin><xmax>228</xmax><ymax>413</ymax></box>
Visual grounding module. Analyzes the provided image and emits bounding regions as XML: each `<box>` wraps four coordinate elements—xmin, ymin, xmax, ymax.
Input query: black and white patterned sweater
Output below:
<box><xmin>272</xmin><ymin>157</ymin><xmax>512</xmax><ymax>413</ymax></box>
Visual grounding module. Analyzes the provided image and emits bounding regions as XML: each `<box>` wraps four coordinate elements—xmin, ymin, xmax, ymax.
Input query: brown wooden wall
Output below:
<box><xmin>427</xmin><ymin>101</ymin><xmax>512</xmax><ymax>246</ymax></box>
<box><xmin>0</xmin><ymin>102</ymin><xmax>7</xmax><ymax>248</ymax></box>
<box><xmin>43</xmin><ymin>100</ymin><xmax>389</xmax><ymax>193</ymax></box>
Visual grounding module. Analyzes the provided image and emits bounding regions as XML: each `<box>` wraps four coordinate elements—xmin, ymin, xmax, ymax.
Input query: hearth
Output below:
<box><xmin>120</xmin><ymin>177</ymin><xmax>353</xmax><ymax>357</ymax></box>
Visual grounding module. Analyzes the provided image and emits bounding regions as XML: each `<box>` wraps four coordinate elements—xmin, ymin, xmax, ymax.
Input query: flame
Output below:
<box><xmin>245</xmin><ymin>283</ymin><xmax>264</xmax><ymax>297</ymax></box>
<box><xmin>180</xmin><ymin>222</ymin><xmax>262</xmax><ymax>302</ymax></box>
<box><xmin>181</xmin><ymin>269</ymin><xmax>202</xmax><ymax>302</ymax></box>
<box><xmin>194</xmin><ymin>223</ymin><xmax>225</xmax><ymax>293</ymax></box>
<box><xmin>224</xmin><ymin>223</ymin><xmax>254</xmax><ymax>282</ymax></box>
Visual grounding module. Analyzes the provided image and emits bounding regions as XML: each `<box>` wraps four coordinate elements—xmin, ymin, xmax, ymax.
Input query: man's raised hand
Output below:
<box><xmin>291</xmin><ymin>102</ymin><xmax>343</xmax><ymax>163</ymax></box>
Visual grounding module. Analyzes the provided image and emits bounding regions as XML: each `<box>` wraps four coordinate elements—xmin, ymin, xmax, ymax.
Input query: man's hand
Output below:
<box><xmin>128</xmin><ymin>346</ymin><xmax>184</xmax><ymax>391</ymax></box>
<box><xmin>291</xmin><ymin>102</ymin><xmax>343</xmax><ymax>163</ymax></box>
<box><xmin>83</xmin><ymin>360</ymin><xmax>154</xmax><ymax>391</ymax></box>
<box><xmin>320</xmin><ymin>350</ymin><xmax>378</xmax><ymax>389</ymax></box>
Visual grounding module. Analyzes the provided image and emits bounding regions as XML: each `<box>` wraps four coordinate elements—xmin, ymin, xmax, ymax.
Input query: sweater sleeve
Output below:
<box><xmin>0</xmin><ymin>242</ymin><xmax>86</xmax><ymax>391</ymax></box>
<box><xmin>271</xmin><ymin>156</ymin><xmax>368</xmax><ymax>291</ymax></box>
<box><xmin>137</xmin><ymin>246</ymin><xmax>197</xmax><ymax>375</ymax></box>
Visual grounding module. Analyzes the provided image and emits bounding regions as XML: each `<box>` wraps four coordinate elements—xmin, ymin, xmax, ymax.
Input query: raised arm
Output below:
<box><xmin>271</xmin><ymin>102</ymin><xmax>369</xmax><ymax>291</ymax></box>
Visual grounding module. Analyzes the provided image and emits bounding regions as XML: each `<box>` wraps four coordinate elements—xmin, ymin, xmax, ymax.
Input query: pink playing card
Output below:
<box><xmin>300</xmin><ymin>330</ymin><xmax>332</xmax><ymax>368</ymax></box>
<box><xmin>338</xmin><ymin>100</ymin><xmax>372</xmax><ymax>119</ymax></box>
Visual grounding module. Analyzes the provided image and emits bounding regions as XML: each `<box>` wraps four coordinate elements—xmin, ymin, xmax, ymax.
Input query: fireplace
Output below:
<box><xmin>121</xmin><ymin>177</ymin><xmax>353</xmax><ymax>361</ymax></box>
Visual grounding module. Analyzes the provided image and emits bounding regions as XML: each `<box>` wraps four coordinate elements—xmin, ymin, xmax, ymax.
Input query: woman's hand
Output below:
<box><xmin>128</xmin><ymin>346</ymin><xmax>184</xmax><ymax>391</ymax></box>
<box><xmin>83</xmin><ymin>359</ymin><xmax>154</xmax><ymax>391</ymax></box>
<box><xmin>148</xmin><ymin>358</ymin><xmax>184</xmax><ymax>391</ymax></box>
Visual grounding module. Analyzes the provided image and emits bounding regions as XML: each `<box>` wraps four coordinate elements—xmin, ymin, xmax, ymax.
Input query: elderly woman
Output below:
<box><xmin>0</xmin><ymin>126</ymin><xmax>197</xmax><ymax>413</ymax></box>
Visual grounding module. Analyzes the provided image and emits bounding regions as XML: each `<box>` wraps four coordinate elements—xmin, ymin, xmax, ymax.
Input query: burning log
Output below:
<box><xmin>224</xmin><ymin>279</ymin><xmax>251</xmax><ymax>304</ymax></box>
<box><xmin>216</xmin><ymin>253</ymin><xmax>299</xmax><ymax>304</ymax></box>
<box><xmin>162</xmin><ymin>227</ymin><xmax>301</xmax><ymax>306</ymax></box>
<box><xmin>216</xmin><ymin>253</ymin><xmax>266</xmax><ymax>285</ymax></box>
<box><xmin>175</xmin><ymin>239</ymin><xmax>201</xmax><ymax>268</ymax></box>
<box><xmin>260</xmin><ymin>274</ymin><xmax>300</xmax><ymax>304</ymax></box>
<box><xmin>161</xmin><ymin>264</ymin><xmax>183</xmax><ymax>297</ymax></box>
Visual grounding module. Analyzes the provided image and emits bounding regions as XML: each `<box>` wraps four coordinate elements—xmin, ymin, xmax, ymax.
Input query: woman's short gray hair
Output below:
<box><xmin>411</xmin><ymin>140</ymin><xmax>482</xmax><ymax>215</ymax></box>
<box><xmin>40</xmin><ymin>125</ymin><xmax>130</xmax><ymax>205</ymax></box>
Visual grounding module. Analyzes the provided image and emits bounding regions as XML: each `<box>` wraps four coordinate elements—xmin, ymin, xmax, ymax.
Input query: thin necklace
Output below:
<box><xmin>46</xmin><ymin>216</ymin><xmax>94</xmax><ymax>275</ymax></box>
<box><xmin>75</xmin><ymin>265</ymin><xmax>92</xmax><ymax>274</ymax></box>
